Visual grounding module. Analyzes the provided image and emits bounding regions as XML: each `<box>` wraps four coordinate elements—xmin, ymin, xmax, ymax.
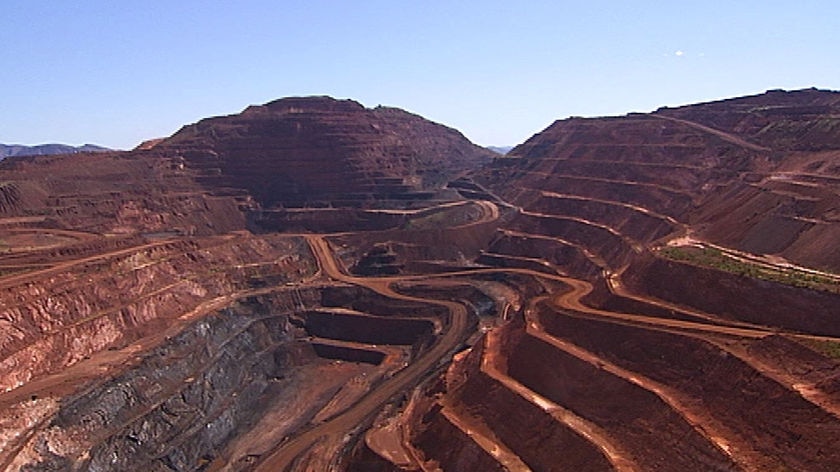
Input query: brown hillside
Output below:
<box><xmin>483</xmin><ymin>88</ymin><xmax>840</xmax><ymax>271</ymax></box>
<box><xmin>157</xmin><ymin>96</ymin><xmax>495</xmax><ymax>208</ymax></box>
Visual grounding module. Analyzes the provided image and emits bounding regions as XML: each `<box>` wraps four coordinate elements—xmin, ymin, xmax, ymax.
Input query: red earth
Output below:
<box><xmin>1</xmin><ymin>90</ymin><xmax>839</xmax><ymax>471</ymax></box>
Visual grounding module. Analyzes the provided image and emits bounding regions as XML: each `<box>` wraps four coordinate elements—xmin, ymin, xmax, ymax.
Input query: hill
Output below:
<box><xmin>156</xmin><ymin>96</ymin><xmax>495</xmax><ymax>208</ymax></box>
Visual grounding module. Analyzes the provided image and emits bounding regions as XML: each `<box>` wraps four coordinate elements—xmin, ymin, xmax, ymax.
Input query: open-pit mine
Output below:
<box><xmin>1</xmin><ymin>90</ymin><xmax>840</xmax><ymax>471</ymax></box>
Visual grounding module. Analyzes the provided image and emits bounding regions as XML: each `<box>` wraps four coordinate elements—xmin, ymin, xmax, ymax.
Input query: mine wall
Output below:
<box><xmin>581</xmin><ymin>278</ymin><xmax>703</xmax><ymax>323</ymax></box>
<box><xmin>345</xmin><ymin>446</ymin><xmax>402</xmax><ymax>472</ymax></box>
<box><xmin>447</xmin><ymin>337</ymin><xmax>614</xmax><ymax>472</ymax></box>
<box><xmin>505</xmin><ymin>329</ymin><xmax>739</xmax><ymax>471</ymax></box>
<box><xmin>319</xmin><ymin>286</ymin><xmax>447</xmax><ymax>319</ymax></box>
<box><xmin>623</xmin><ymin>255</ymin><xmax>840</xmax><ymax>336</ymax></box>
<box><xmin>537</xmin><ymin>310</ymin><xmax>840</xmax><ymax>471</ymax></box>
<box><xmin>693</xmin><ymin>179</ymin><xmax>840</xmax><ymax>271</ymax></box>
<box><xmin>374</xmin><ymin>345</ymin><xmax>521</xmax><ymax>472</ymax></box>
<box><xmin>410</xmin><ymin>407</ymin><xmax>507</xmax><ymax>472</ymax></box>
<box><xmin>26</xmin><ymin>187</ymin><xmax>244</xmax><ymax>237</ymax></box>
<box><xmin>463</xmin><ymin>272</ymin><xmax>548</xmax><ymax>305</ymax></box>
<box><xmin>332</xmin><ymin>203</ymin><xmax>502</xmax><ymax>275</ymax></box>
<box><xmin>310</xmin><ymin>343</ymin><xmax>386</xmax><ymax>365</ymax></box>
<box><xmin>528</xmin><ymin>196</ymin><xmax>675</xmax><ymax>244</ymax></box>
<box><xmin>475</xmin><ymin>252</ymin><xmax>562</xmax><ymax>276</ymax></box>
<box><xmin>351</xmin><ymin>246</ymin><xmax>403</xmax><ymax>276</ymax></box>
<box><xmin>303</xmin><ymin>310</ymin><xmax>434</xmax><ymax>345</ymax></box>
<box><xmin>395</xmin><ymin>284</ymin><xmax>496</xmax><ymax>320</ymax></box>
<box><xmin>482</xmin><ymin>233</ymin><xmax>604</xmax><ymax>280</ymax></box>
<box><xmin>745</xmin><ymin>335</ymin><xmax>840</xmax><ymax>393</ymax></box>
<box><xmin>0</xmin><ymin>235</ymin><xmax>147</xmax><ymax>266</ymax></box>
<box><xmin>555</xmin><ymin>159</ymin><xmax>714</xmax><ymax>192</ymax></box>
<box><xmin>346</xmin><ymin>281</ymin><xmax>510</xmax><ymax>470</ymax></box>
<box><xmin>479</xmin><ymin>171</ymin><xmax>694</xmax><ymax>218</ymax></box>
<box><xmin>784</xmin><ymin>222</ymin><xmax>840</xmax><ymax>271</ymax></box>
<box><xmin>508</xmin><ymin>213</ymin><xmax>634</xmax><ymax>270</ymax></box>
<box><xmin>0</xmin><ymin>182</ymin><xmax>21</xmax><ymax>212</ymax></box>
<box><xmin>11</xmin><ymin>299</ymin><xmax>320</xmax><ymax>472</ymax></box>
<box><xmin>1</xmin><ymin>240</ymin><xmax>205</xmax><ymax>391</ymax></box>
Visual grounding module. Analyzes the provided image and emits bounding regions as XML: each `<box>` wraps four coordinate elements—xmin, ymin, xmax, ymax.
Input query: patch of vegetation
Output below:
<box><xmin>0</xmin><ymin>266</ymin><xmax>35</xmax><ymax>277</ymax></box>
<box><xmin>799</xmin><ymin>339</ymin><xmax>840</xmax><ymax>360</ymax></box>
<box><xmin>658</xmin><ymin>246</ymin><xmax>840</xmax><ymax>293</ymax></box>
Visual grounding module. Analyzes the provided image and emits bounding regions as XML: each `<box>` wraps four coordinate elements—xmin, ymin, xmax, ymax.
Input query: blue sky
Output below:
<box><xmin>2</xmin><ymin>1</ymin><xmax>839</xmax><ymax>149</ymax></box>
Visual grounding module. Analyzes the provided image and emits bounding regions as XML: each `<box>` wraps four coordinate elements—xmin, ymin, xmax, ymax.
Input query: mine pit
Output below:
<box><xmin>3</xmin><ymin>90</ymin><xmax>840</xmax><ymax>471</ymax></box>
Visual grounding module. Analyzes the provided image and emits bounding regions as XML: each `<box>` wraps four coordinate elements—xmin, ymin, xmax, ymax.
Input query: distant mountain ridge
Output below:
<box><xmin>0</xmin><ymin>143</ymin><xmax>111</xmax><ymax>159</ymax></box>
<box><xmin>487</xmin><ymin>145</ymin><xmax>513</xmax><ymax>155</ymax></box>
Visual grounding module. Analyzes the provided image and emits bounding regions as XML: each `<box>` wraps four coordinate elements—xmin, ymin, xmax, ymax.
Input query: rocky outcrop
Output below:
<box><xmin>0</xmin><ymin>234</ymin><xmax>315</xmax><ymax>393</ymax></box>
<box><xmin>7</xmin><ymin>298</ymin><xmax>313</xmax><ymax>471</ymax></box>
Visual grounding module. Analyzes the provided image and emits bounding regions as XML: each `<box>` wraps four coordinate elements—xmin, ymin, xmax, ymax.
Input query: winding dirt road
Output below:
<box><xmin>252</xmin><ymin>230</ymin><xmax>840</xmax><ymax>470</ymax></box>
<box><xmin>251</xmin><ymin>236</ymin><xmax>472</xmax><ymax>471</ymax></box>
<box><xmin>652</xmin><ymin>114</ymin><xmax>771</xmax><ymax>153</ymax></box>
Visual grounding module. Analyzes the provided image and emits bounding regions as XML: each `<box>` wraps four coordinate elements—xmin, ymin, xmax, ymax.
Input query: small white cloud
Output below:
<box><xmin>675</xmin><ymin>50</ymin><xmax>685</xmax><ymax>57</ymax></box>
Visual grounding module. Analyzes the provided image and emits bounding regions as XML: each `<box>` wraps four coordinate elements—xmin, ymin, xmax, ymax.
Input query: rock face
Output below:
<box><xmin>2</xmin><ymin>91</ymin><xmax>840</xmax><ymax>472</ymax></box>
